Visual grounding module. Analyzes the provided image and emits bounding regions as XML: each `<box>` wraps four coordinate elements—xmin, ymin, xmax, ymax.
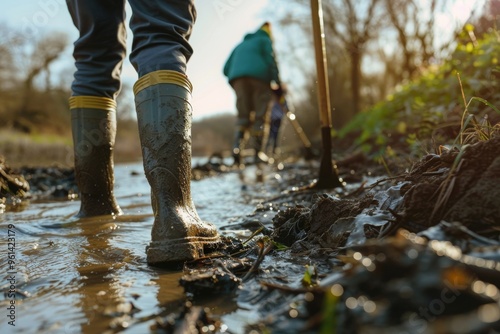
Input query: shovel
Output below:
<box><xmin>310</xmin><ymin>0</ymin><xmax>343</xmax><ymax>189</ymax></box>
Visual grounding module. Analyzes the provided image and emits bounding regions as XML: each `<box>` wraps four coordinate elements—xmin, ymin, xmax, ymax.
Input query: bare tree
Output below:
<box><xmin>383</xmin><ymin>0</ymin><xmax>485</xmax><ymax>83</ymax></box>
<box><xmin>474</xmin><ymin>0</ymin><xmax>500</xmax><ymax>36</ymax></box>
<box><xmin>323</xmin><ymin>0</ymin><xmax>383</xmax><ymax>115</ymax></box>
<box><xmin>269</xmin><ymin>0</ymin><xmax>483</xmax><ymax>134</ymax></box>
<box><xmin>3</xmin><ymin>29</ymin><xmax>70</xmax><ymax>132</ymax></box>
<box><xmin>0</xmin><ymin>24</ymin><xmax>25</xmax><ymax>91</ymax></box>
<box><xmin>22</xmin><ymin>32</ymin><xmax>68</xmax><ymax>102</ymax></box>
<box><xmin>276</xmin><ymin>0</ymin><xmax>384</xmax><ymax>118</ymax></box>
<box><xmin>385</xmin><ymin>0</ymin><xmax>417</xmax><ymax>80</ymax></box>
<box><xmin>383</xmin><ymin>0</ymin><xmax>439</xmax><ymax>81</ymax></box>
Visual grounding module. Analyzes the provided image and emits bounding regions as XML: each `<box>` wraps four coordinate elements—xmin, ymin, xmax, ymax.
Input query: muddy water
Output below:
<box><xmin>0</xmin><ymin>161</ymin><xmax>272</xmax><ymax>334</ymax></box>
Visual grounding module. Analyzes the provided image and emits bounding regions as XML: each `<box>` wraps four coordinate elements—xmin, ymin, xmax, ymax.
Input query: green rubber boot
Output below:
<box><xmin>70</xmin><ymin>96</ymin><xmax>122</xmax><ymax>217</ymax></box>
<box><xmin>134</xmin><ymin>70</ymin><xmax>220</xmax><ymax>266</ymax></box>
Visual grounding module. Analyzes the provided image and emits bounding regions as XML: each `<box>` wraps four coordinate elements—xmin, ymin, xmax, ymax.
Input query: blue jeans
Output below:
<box><xmin>67</xmin><ymin>0</ymin><xmax>196</xmax><ymax>98</ymax></box>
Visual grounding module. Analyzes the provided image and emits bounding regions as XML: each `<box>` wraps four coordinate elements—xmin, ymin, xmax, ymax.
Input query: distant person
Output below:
<box><xmin>66</xmin><ymin>1</ymin><xmax>219</xmax><ymax>266</ymax></box>
<box><xmin>266</xmin><ymin>85</ymin><xmax>287</xmax><ymax>156</ymax></box>
<box><xmin>223</xmin><ymin>22</ymin><xmax>282</xmax><ymax>165</ymax></box>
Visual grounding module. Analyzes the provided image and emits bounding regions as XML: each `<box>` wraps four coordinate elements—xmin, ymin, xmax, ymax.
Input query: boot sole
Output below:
<box><xmin>146</xmin><ymin>235</ymin><xmax>220</xmax><ymax>266</ymax></box>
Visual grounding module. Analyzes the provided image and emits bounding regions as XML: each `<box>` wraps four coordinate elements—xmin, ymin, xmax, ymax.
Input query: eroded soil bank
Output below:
<box><xmin>1</xmin><ymin>137</ymin><xmax>500</xmax><ymax>333</ymax></box>
<box><xmin>178</xmin><ymin>137</ymin><xmax>500</xmax><ymax>334</ymax></box>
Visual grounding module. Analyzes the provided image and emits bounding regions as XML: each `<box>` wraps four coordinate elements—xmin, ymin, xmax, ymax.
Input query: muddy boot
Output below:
<box><xmin>70</xmin><ymin>96</ymin><xmax>122</xmax><ymax>217</ymax></box>
<box><xmin>134</xmin><ymin>70</ymin><xmax>220</xmax><ymax>266</ymax></box>
<box><xmin>232</xmin><ymin>128</ymin><xmax>246</xmax><ymax>166</ymax></box>
<box><xmin>251</xmin><ymin>132</ymin><xmax>268</xmax><ymax>165</ymax></box>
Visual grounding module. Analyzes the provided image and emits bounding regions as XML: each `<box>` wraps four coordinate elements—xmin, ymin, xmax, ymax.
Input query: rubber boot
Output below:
<box><xmin>70</xmin><ymin>96</ymin><xmax>122</xmax><ymax>217</ymax></box>
<box><xmin>232</xmin><ymin>127</ymin><xmax>245</xmax><ymax>166</ymax></box>
<box><xmin>250</xmin><ymin>130</ymin><xmax>268</xmax><ymax>165</ymax></box>
<box><xmin>134</xmin><ymin>70</ymin><xmax>220</xmax><ymax>266</ymax></box>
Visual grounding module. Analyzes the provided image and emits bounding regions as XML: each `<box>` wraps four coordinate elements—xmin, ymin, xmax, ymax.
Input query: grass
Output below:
<box><xmin>455</xmin><ymin>73</ymin><xmax>500</xmax><ymax>146</ymax></box>
<box><xmin>0</xmin><ymin>129</ymin><xmax>73</xmax><ymax>167</ymax></box>
<box><xmin>430</xmin><ymin>74</ymin><xmax>500</xmax><ymax>222</ymax></box>
<box><xmin>0</xmin><ymin>129</ymin><xmax>142</xmax><ymax>168</ymax></box>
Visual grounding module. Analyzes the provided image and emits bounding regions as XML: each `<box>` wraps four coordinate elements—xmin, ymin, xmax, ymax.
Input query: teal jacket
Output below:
<box><xmin>223</xmin><ymin>29</ymin><xmax>280</xmax><ymax>84</ymax></box>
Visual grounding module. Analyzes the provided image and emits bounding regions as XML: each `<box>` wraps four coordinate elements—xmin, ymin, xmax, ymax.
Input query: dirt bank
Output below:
<box><xmin>180</xmin><ymin>137</ymin><xmax>500</xmax><ymax>333</ymax></box>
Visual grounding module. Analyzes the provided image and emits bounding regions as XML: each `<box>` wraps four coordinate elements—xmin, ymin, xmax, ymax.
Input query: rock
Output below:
<box><xmin>0</xmin><ymin>156</ymin><xmax>30</xmax><ymax>200</ymax></box>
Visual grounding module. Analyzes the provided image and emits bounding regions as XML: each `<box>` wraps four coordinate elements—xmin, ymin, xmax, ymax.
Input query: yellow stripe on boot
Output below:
<box><xmin>69</xmin><ymin>96</ymin><xmax>116</xmax><ymax>111</ymax></box>
<box><xmin>133</xmin><ymin>70</ymin><xmax>192</xmax><ymax>95</ymax></box>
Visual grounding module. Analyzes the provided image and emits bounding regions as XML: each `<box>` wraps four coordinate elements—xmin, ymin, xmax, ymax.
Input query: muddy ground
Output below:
<box><xmin>2</xmin><ymin>137</ymin><xmax>500</xmax><ymax>333</ymax></box>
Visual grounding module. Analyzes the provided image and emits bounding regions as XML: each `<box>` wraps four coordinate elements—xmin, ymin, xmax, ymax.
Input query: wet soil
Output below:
<box><xmin>246</xmin><ymin>138</ymin><xmax>500</xmax><ymax>333</ymax></box>
<box><xmin>1</xmin><ymin>137</ymin><xmax>500</xmax><ymax>333</ymax></box>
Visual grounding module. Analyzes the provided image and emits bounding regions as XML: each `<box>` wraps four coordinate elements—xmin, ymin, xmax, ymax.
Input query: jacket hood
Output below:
<box><xmin>243</xmin><ymin>29</ymin><xmax>269</xmax><ymax>41</ymax></box>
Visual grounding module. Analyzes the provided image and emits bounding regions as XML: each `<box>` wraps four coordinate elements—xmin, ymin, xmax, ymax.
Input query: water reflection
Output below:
<box><xmin>73</xmin><ymin>216</ymin><xmax>130</xmax><ymax>333</ymax></box>
<box><xmin>72</xmin><ymin>214</ymin><xmax>193</xmax><ymax>333</ymax></box>
<box><xmin>0</xmin><ymin>161</ymin><xmax>264</xmax><ymax>333</ymax></box>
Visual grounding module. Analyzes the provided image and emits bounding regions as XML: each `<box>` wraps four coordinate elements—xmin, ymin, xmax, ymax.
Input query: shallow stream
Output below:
<box><xmin>0</xmin><ymin>160</ymin><xmax>278</xmax><ymax>334</ymax></box>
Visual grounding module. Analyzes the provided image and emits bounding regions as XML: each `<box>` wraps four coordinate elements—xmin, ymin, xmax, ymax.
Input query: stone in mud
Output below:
<box><xmin>271</xmin><ymin>206</ymin><xmax>310</xmax><ymax>247</ymax></box>
<box><xmin>179</xmin><ymin>267</ymin><xmax>241</xmax><ymax>297</ymax></box>
<box><xmin>308</xmin><ymin>195</ymin><xmax>375</xmax><ymax>238</ymax></box>
<box><xmin>0</xmin><ymin>157</ymin><xmax>30</xmax><ymax>199</ymax></box>
<box><xmin>318</xmin><ymin>216</ymin><xmax>355</xmax><ymax>249</ymax></box>
<box><xmin>151</xmin><ymin>302</ymin><xmax>221</xmax><ymax>334</ymax></box>
<box><xmin>271</xmin><ymin>193</ymin><xmax>375</xmax><ymax>249</ymax></box>
<box><xmin>19</xmin><ymin>166</ymin><xmax>77</xmax><ymax>200</ymax></box>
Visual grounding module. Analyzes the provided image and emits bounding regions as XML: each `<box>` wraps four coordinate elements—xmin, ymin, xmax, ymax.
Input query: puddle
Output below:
<box><xmin>0</xmin><ymin>161</ymin><xmax>274</xmax><ymax>333</ymax></box>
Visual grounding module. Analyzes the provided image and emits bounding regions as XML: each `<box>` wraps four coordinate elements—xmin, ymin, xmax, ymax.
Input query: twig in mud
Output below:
<box><xmin>343</xmin><ymin>181</ymin><xmax>367</xmax><ymax>198</ymax></box>
<box><xmin>242</xmin><ymin>240</ymin><xmax>274</xmax><ymax>281</ymax></box>
<box><xmin>366</xmin><ymin>174</ymin><xmax>405</xmax><ymax>191</ymax></box>
<box><xmin>378</xmin><ymin>220</ymin><xmax>399</xmax><ymax>238</ymax></box>
<box><xmin>422</xmin><ymin>170</ymin><xmax>448</xmax><ymax>176</ymax></box>
<box><xmin>185</xmin><ymin>253</ymin><xmax>226</xmax><ymax>266</ymax></box>
<box><xmin>229</xmin><ymin>248</ymin><xmax>251</xmax><ymax>258</ymax></box>
<box><xmin>211</xmin><ymin>259</ymin><xmax>235</xmax><ymax>275</ymax></box>
<box><xmin>378</xmin><ymin>156</ymin><xmax>393</xmax><ymax>177</ymax></box>
<box><xmin>430</xmin><ymin>153</ymin><xmax>465</xmax><ymax>222</ymax></box>
<box><xmin>439</xmin><ymin>222</ymin><xmax>500</xmax><ymax>246</ymax></box>
<box><xmin>187</xmin><ymin>245</ymin><xmax>248</xmax><ymax>264</ymax></box>
<box><xmin>259</xmin><ymin>281</ymin><xmax>314</xmax><ymax>294</ymax></box>
<box><xmin>242</xmin><ymin>226</ymin><xmax>264</xmax><ymax>245</ymax></box>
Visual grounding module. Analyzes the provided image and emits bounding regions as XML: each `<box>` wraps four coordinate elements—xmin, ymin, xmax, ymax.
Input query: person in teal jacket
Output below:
<box><xmin>223</xmin><ymin>22</ymin><xmax>282</xmax><ymax>165</ymax></box>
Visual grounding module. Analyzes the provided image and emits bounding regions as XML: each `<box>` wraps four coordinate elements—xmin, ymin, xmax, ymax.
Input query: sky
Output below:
<box><xmin>0</xmin><ymin>0</ymin><xmax>273</xmax><ymax>121</ymax></box>
<box><xmin>0</xmin><ymin>0</ymin><xmax>484</xmax><ymax>121</ymax></box>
